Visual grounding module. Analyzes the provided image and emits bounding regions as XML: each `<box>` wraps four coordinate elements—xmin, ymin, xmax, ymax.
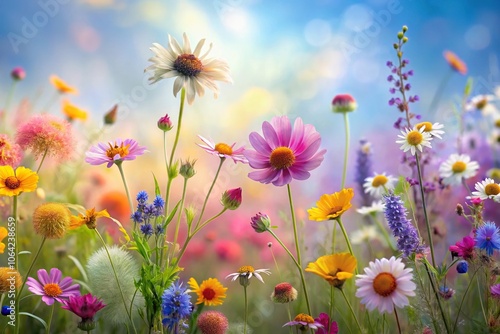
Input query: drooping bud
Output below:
<box><xmin>271</xmin><ymin>282</ymin><xmax>298</xmax><ymax>303</ymax></box>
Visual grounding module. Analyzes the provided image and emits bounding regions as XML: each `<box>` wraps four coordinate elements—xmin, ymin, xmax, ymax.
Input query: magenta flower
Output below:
<box><xmin>449</xmin><ymin>235</ymin><xmax>475</xmax><ymax>260</ymax></box>
<box><xmin>315</xmin><ymin>313</ymin><xmax>339</xmax><ymax>334</ymax></box>
<box><xmin>26</xmin><ymin>268</ymin><xmax>80</xmax><ymax>305</ymax></box>
<box><xmin>491</xmin><ymin>284</ymin><xmax>500</xmax><ymax>299</ymax></box>
<box><xmin>85</xmin><ymin>138</ymin><xmax>147</xmax><ymax>168</ymax></box>
<box><xmin>244</xmin><ymin>115</ymin><xmax>326</xmax><ymax>186</ymax></box>
<box><xmin>221</xmin><ymin>187</ymin><xmax>242</xmax><ymax>210</ymax></box>
<box><xmin>62</xmin><ymin>293</ymin><xmax>106</xmax><ymax>331</ymax></box>
<box><xmin>197</xmin><ymin>135</ymin><xmax>247</xmax><ymax>164</ymax></box>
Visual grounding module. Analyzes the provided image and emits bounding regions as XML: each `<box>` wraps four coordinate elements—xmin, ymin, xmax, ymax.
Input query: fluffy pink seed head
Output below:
<box><xmin>0</xmin><ymin>134</ymin><xmax>23</xmax><ymax>167</ymax></box>
<box><xmin>197</xmin><ymin>311</ymin><xmax>229</xmax><ymax>334</ymax></box>
<box><xmin>16</xmin><ymin>114</ymin><xmax>75</xmax><ymax>162</ymax></box>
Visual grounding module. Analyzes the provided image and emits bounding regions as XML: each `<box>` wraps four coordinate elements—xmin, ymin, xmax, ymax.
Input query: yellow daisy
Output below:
<box><xmin>70</xmin><ymin>207</ymin><xmax>110</xmax><ymax>230</ymax></box>
<box><xmin>305</xmin><ymin>252</ymin><xmax>357</xmax><ymax>288</ymax></box>
<box><xmin>50</xmin><ymin>75</ymin><xmax>78</xmax><ymax>94</ymax></box>
<box><xmin>0</xmin><ymin>166</ymin><xmax>39</xmax><ymax>197</ymax></box>
<box><xmin>188</xmin><ymin>277</ymin><xmax>227</xmax><ymax>306</ymax></box>
<box><xmin>308</xmin><ymin>188</ymin><xmax>354</xmax><ymax>221</ymax></box>
<box><xmin>62</xmin><ymin>99</ymin><xmax>88</xmax><ymax>121</ymax></box>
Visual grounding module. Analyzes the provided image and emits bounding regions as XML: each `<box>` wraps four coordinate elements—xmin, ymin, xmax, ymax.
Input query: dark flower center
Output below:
<box><xmin>373</xmin><ymin>272</ymin><xmax>397</xmax><ymax>297</ymax></box>
<box><xmin>174</xmin><ymin>54</ymin><xmax>203</xmax><ymax>77</ymax></box>
<box><xmin>5</xmin><ymin>176</ymin><xmax>20</xmax><ymax>189</ymax></box>
<box><xmin>202</xmin><ymin>288</ymin><xmax>216</xmax><ymax>300</ymax></box>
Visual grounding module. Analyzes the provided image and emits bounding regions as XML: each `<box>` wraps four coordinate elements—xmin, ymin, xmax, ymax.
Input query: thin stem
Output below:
<box><xmin>414</xmin><ymin>153</ymin><xmax>436</xmax><ymax>267</ymax></box>
<box><xmin>428</xmin><ymin>70</ymin><xmax>452</xmax><ymax>115</ymax></box>
<box><xmin>341</xmin><ymin>112</ymin><xmax>350</xmax><ymax>189</ymax></box>
<box><xmin>116</xmin><ymin>162</ymin><xmax>134</xmax><ymax>215</ymax></box>
<box><xmin>36</xmin><ymin>148</ymin><xmax>49</xmax><ymax>173</ymax></box>
<box><xmin>329</xmin><ymin>286</ymin><xmax>334</xmax><ymax>333</ymax></box>
<box><xmin>194</xmin><ymin>158</ymin><xmax>225</xmax><ymax>229</ymax></box>
<box><xmin>452</xmin><ymin>266</ymin><xmax>480</xmax><ymax>333</ymax></box>
<box><xmin>423</xmin><ymin>263</ymin><xmax>450</xmax><ymax>334</ymax></box>
<box><xmin>16</xmin><ymin>237</ymin><xmax>47</xmax><ymax>304</ymax></box>
<box><xmin>172</xmin><ymin>178</ymin><xmax>188</xmax><ymax>250</ymax></box>
<box><xmin>335</xmin><ymin>217</ymin><xmax>357</xmax><ymax>274</ymax></box>
<box><xmin>243</xmin><ymin>285</ymin><xmax>248</xmax><ymax>334</ymax></box>
<box><xmin>269</xmin><ymin>245</ymin><xmax>282</xmax><ymax>281</ymax></box>
<box><xmin>46</xmin><ymin>303</ymin><xmax>55</xmax><ymax>334</ymax></box>
<box><xmin>168</xmin><ymin>88</ymin><xmax>186</xmax><ymax>168</ymax></box>
<box><xmin>394</xmin><ymin>306</ymin><xmax>402</xmax><ymax>334</ymax></box>
<box><xmin>95</xmin><ymin>230</ymin><xmax>137</xmax><ymax>334</ymax></box>
<box><xmin>331</xmin><ymin>223</ymin><xmax>336</xmax><ymax>253</ymax></box>
<box><xmin>286</xmin><ymin>184</ymin><xmax>312</xmax><ymax>315</ymax></box>
<box><xmin>371</xmin><ymin>214</ymin><xmax>397</xmax><ymax>252</ymax></box>
<box><xmin>477</xmin><ymin>272</ymin><xmax>488</xmax><ymax>327</ymax></box>
<box><xmin>340</xmin><ymin>288</ymin><xmax>363</xmax><ymax>333</ymax></box>
<box><xmin>163</xmin><ymin>131</ymin><xmax>170</xmax><ymax>214</ymax></box>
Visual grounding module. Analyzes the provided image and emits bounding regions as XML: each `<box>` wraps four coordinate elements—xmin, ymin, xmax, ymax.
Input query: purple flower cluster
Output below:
<box><xmin>387</xmin><ymin>60</ymin><xmax>419</xmax><ymax>113</ymax></box>
<box><xmin>132</xmin><ymin>191</ymin><xmax>165</xmax><ymax>237</ymax></box>
<box><xmin>383</xmin><ymin>192</ymin><xmax>424</xmax><ymax>257</ymax></box>
<box><xmin>355</xmin><ymin>139</ymin><xmax>373</xmax><ymax>207</ymax></box>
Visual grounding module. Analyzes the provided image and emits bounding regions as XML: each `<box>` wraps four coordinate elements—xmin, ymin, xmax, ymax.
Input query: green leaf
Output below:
<box><xmin>152</xmin><ymin>172</ymin><xmax>161</xmax><ymax>197</ymax></box>
<box><xmin>68</xmin><ymin>255</ymin><xmax>88</xmax><ymax>282</ymax></box>
<box><xmin>464</xmin><ymin>77</ymin><xmax>473</xmax><ymax>97</ymax></box>
<box><xmin>165</xmin><ymin>200</ymin><xmax>181</xmax><ymax>227</ymax></box>
<box><xmin>19</xmin><ymin>312</ymin><xmax>48</xmax><ymax>329</ymax></box>
<box><xmin>18</xmin><ymin>251</ymin><xmax>31</xmax><ymax>256</ymax></box>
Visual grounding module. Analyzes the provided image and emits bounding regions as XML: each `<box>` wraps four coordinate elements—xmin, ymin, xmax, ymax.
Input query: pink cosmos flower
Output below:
<box><xmin>0</xmin><ymin>134</ymin><xmax>23</xmax><ymax>167</ymax></box>
<box><xmin>16</xmin><ymin>114</ymin><xmax>75</xmax><ymax>162</ymax></box>
<box><xmin>449</xmin><ymin>235</ymin><xmax>475</xmax><ymax>260</ymax></box>
<box><xmin>244</xmin><ymin>115</ymin><xmax>326</xmax><ymax>186</ymax></box>
<box><xmin>197</xmin><ymin>135</ymin><xmax>247</xmax><ymax>164</ymax></box>
<box><xmin>85</xmin><ymin>138</ymin><xmax>147</xmax><ymax>168</ymax></box>
<box><xmin>26</xmin><ymin>268</ymin><xmax>80</xmax><ymax>305</ymax></box>
<box><xmin>62</xmin><ymin>293</ymin><xmax>106</xmax><ymax>326</ymax></box>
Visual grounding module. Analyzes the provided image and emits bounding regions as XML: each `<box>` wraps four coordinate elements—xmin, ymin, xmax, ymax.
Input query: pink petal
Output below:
<box><xmin>49</xmin><ymin>268</ymin><xmax>62</xmax><ymax>283</ymax></box>
<box><xmin>244</xmin><ymin>150</ymin><xmax>270</xmax><ymax>169</ymax></box>
<box><xmin>249</xmin><ymin>132</ymin><xmax>272</xmax><ymax>155</ymax></box>
<box><xmin>271</xmin><ymin>115</ymin><xmax>291</xmax><ymax>146</ymax></box>
<box><xmin>248</xmin><ymin>168</ymin><xmax>279</xmax><ymax>184</ymax></box>
<box><xmin>289</xmin><ymin>118</ymin><xmax>305</xmax><ymax>149</ymax></box>
<box><xmin>36</xmin><ymin>269</ymin><xmax>50</xmax><ymax>285</ymax></box>
<box><xmin>262</xmin><ymin>121</ymin><xmax>280</xmax><ymax>148</ymax></box>
<box><xmin>272</xmin><ymin>169</ymin><xmax>292</xmax><ymax>186</ymax></box>
<box><xmin>288</xmin><ymin>166</ymin><xmax>311</xmax><ymax>180</ymax></box>
<box><xmin>42</xmin><ymin>295</ymin><xmax>55</xmax><ymax>306</ymax></box>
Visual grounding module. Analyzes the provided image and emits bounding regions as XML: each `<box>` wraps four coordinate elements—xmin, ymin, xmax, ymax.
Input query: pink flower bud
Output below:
<box><xmin>157</xmin><ymin>114</ymin><xmax>173</xmax><ymax>132</ymax></box>
<box><xmin>11</xmin><ymin>67</ymin><xmax>26</xmax><ymax>81</ymax></box>
<box><xmin>331</xmin><ymin>94</ymin><xmax>357</xmax><ymax>113</ymax></box>
<box><xmin>221</xmin><ymin>187</ymin><xmax>242</xmax><ymax>210</ymax></box>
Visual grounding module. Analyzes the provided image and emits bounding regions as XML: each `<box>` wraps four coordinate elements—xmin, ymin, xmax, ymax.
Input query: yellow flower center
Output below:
<box><xmin>106</xmin><ymin>143</ymin><xmax>130</xmax><ymax>159</ymax></box>
<box><xmin>214</xmin><ymin>143</ymin><xmax>233</xmax><ymax>156</ymax></box>
<box><xmin>293</xmin><ymin>313</ymin><xmax>314</xmax><ymax>323</ymax></box>
<box><xmin>174</xmin><ymin>54</ymin><xmax>203</xmax><ymax>77</ymax></box>
<box><xmin>202</xmin><ymin>287</ymin><xmax>216</xmax><ymax>300</ymax></box>
<box><xmin>476</xmin><ymin>98</ymin><xmax>488</xmax><ymax>110</ymax></box>
<box><xmin>372</xmin><ymin>175</ymin><xmax>388</xmax><ymax>187</ymax></box>
<box><xmin>451</xmin><ymin>161</ymin><xmax>467</xmax><ymax>173</ymax></box>
<box><xmin>407</xmin><ymin>130</ymin><xmax>423</xmax><ymax>146</ymax></box>
<box><xmin>238</xmin><ymin>265</ymin><xmax>255</xmax><ymax>274</ymax></box>
<box><xmin>373</xmin><ymin>272</ymin><xmax>397</xmax><ymax>297</ymax></box>
<box><xmin>416</xmin><ymin>122</ymin><xmax>433</xmax><ymax>132</ymax></box>
<box><xmin>485</xmin><ymin>183</ymin><xmax>500</xmax><ymax>196</ymax></box>
<box><xmin>269</xmin><ymin>147</ymin><xmax>295</xmax><ymax>170</ymax></box>
<box><xmin>43</xmin><ymin>283</ymin><xmax>62</xmax><ymax>297</ymax></box>
<box><xmin>5</xmin><ymin>176</ymin><xmax>20</xmax><ymax>189</ymax></box>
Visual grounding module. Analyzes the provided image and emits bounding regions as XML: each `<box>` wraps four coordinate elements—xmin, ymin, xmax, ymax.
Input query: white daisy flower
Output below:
<box><xmin>355</xmin><ymin>256</ymin><xmax>416</xmax><ymax>314</ymax></box>
<box><xmin>439</xmin><ymin>153</ymin><xmax>479</xmax><ymax>186</ymax></box>
<box><xmin>356</xmin><ymin>200</ymin><xmax>386</xmax><ymax>216</ymax></box>
<box><xmin>363</xmin><ymin>173</ymin><xmax>397</xmax><ymax>198</ymax></box>
<box><xmin>465</xmin><ymin>94</ymin><xmax>499</xmax><ymax>116</ymax></box>
<box><xmin>487</xmin><ymin>168</ymin><xmax>500</xmax><ymax>182</ymax></box>
<box><xmin>350</xmin><ymin>225</ymin><xmax>382</xmax><ymax>245</ymax></box>
<box><xmin>415</xmin><ymin>121</ymin><xmax>445</xmax><ymax>139</ymax></box>
<box><xmin>226</xmin><ymin>265</ymin><xmax>271</xmax><ymax>286</ymax></box>
<box><xmin>396</xmin><ymin>127</ymin><xmax>432</xmax><ymax>156</ymax></box>
<box><xmin>471</xmin><ymin>178</ymin><xmax>500</xmax><ymax>202</ymax></box>
<box><xmin>145</xmin><ymin>33</ymin><xmax>232</xmax><ymax>104</ymax></box>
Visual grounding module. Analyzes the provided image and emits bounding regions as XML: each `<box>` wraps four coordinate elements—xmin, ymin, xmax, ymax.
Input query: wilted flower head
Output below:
<box><xmin>157</xmin><ymin>113</ymin><xmax>173</xmax><ymax>132</ymax></box>
<box><xmin>146</xmin><ymin>33</ymin><xmax>232</xmax><ymax>104</ymax></box>
<box><xmin>11</xmin><ymin>67</ymin><xmax>26</xmax><ymax>81</ymax></box>
<box><xmin>331</xmin><ymin>94</ymin><xmax>357</xmax><ymax>113</ymax></box>
<box><xmin>86</xmin><ymin>246</ymin><xmax>144</xmax><ymax>325</ymax></box>
<box><xmin>197</xmin><ymin>311</ymin><xmax>229</xmax><ymax>334</ymax></box>
<box><xmin>85</xmin><ymin>138</ymin><xmax>147</xmax><ymax>168</ymax></box>
<box><xmin>439</xmin><ymin>286</ymin><xmax>455</xmax><ymax>300</ymax></box>
<box><xmin>62</xmin><ymin>293</ymin><xmax>106</xmax><ymax>331</ymax></box>
<box><xmin>250</xmin><ymin>212</ymin><xmax>271</xmax><ymax>233</ymax></box>
<box><xmin>271</xmin><ymin>282</ymin><xmax>298</xmax><ymax>303</ymax></box>
<box><xmin>16</xmin><ymin>114</ymin><xmax>75</xmax><ymax>162</ymax></box>
<box><xmin>0</xmin><ymin>134</ymin><xmax>23</xmax><ymax>167</ymax></box>
<box><xmin>221</xmin><ymin>187</ymin><xmax>242</xmax><ymax>210</ymax></box>
<box><xmin>33</xmin><ymin>203</ymin><xmax>71</xmax><ymax>239</ymax></box>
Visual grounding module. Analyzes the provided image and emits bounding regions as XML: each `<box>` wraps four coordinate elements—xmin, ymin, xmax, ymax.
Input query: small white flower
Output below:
<box><xmin>226</xmin><ymin>265</ymin><xmax>271</xmax><ymax>285</ymax></box>
<box><xmin>439</xmin><ymin>153</ymin><xmax>479</xmax><ymax>186</ymax></box>
<box><xmin>470</xmin><ymin>178</ymin><xmax>500</xmax><ymax>202</ymax></box>
<box><xmin>363</xmin><ymin>173</ymin><xmax>397</xmax><ymax>198</ymax></box>
<box><xmin>350</xmin><ymin>225</ymin><xmax>382</xmax><ymax>245</ymax></box>
<box><xmin>145</xmin><ymin>33</ymin><xmax>232</xmax><ymax>104</ymax></box>
<box><xmin>396</xmin><ymin>127</ymin><xmax>432</xmax><ymax>156</ymax></box>
<box><xmin>355</xmin><ymin>256</ymin><xmax>416</xmax><ymax>314</ymax></box>
<box><xmin>415</xmin><ymin>121</ymin><xmax>445</xmax><ymax>139</ymax></box>
<box><xmin>356</xmin><ymin>201</ymin><xmax>386</xmax><ymax>216</ymax></box>
<box><xmin>465</xmin><ymin>94</ymin><xmax>499</xmax><ymax>116</ymax></box>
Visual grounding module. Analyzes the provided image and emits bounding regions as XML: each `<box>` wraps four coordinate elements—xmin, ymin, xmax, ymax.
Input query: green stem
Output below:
<box><xmin>335</xmin><ymin>217</ymin><xmax>357</xmax><ymax>274</ymax></box>
<box><xmin>329</xmin><ymin>286</ymin><xmax>334</xmax><ymax>333</ymax></box>
<box><xmin>168</xmin><ymin>88</ymin><xmax>185</xmax><ymax>168</ymax></box>
<box><xmin>194</xmin><ymin>158</ymin><xmax>225</xmax><ymax>229</ymax></box>
<box><xmin>477</xmin><ymin>272</ymin><xmax>488</xmax><ymax>327</ymax></box>
<box><xmin>341</xmin><ymin>112</ymin><xmax>350</xmax><ymax>189</ymax></box>
<box><xmin>414</xmin><ymin>153</ymin><xmax>436</xmax><ymax>267</ymax></box>
<box><xmin>372</xmin><ymin>214</ymin><xmax>397</xmax><ymax>252</ymax></box>
<box><xmin>286</xmin><ymin>184</ymin><xmax>312</xmax><ymax>315</ymax></box>
<box><xmin>340</xmin><ymin>288</ymin><xmax>363</xmax><ymax>333</ymax></box>
<box><xmin>46</xmin><ymin>303</ymin><xmax>55</xmax><ymax>334</ymax></box>
<box><xmin>36</xmin><ymin>148</ymin><xmax>49</xmax><ymax>174</ymax></box>
<box><xmin>16</xmin><ymin>237</ymin><xmax>47</xmax><ymax>305</ymax></box>
<box><xmin>331</xmin><ymin>223</ymin><xmax>336</xmax><ymax>253</ymax></box>
<box><xmin>243</xmin><ymin>285</ymin><xmax>248</xmax><ymax>334</ymax></box>
<box><xmin>267</xmin><ymin>234</ymin><xmax>312</xmax><ymax>321</ymax></box>
<box><xmin>172</xmin><ymin>178</ymin><xmax>188</xmax><ymax>250</ymax></box>
<box><xmin>423</xmin><ymin>263</ymin><xmax>450</xmax><ymax>334</ymax></box>
<box><xmin>428</xmin><ymin>70</ymin><xmax>452</xmax><ymax>115</ymax></box>
<box><xmin>12</xmin><ymin>196</ymin><xmax>19</xmax><ymax>334</ymax></box>
<box><xmin>452</xmin><ymin>266</ymin><xmax>480</xmax><ymax>333</ymax></box>
<box><xmin>116</xmin><ymin>162</ymin><xmax>134</xmax><ymax>217</ymax></box>
<box><xmin>163</xmin><ymin>131</ymin><xmax>170</xmax><ymax>213</ymax></box>
<box><xmin>95</xmin><ymin>230</ymin><xmax>137</xmax><ymax>334</ymax></box>
<box><xmin>394</xmin><ymin>306</ymin><xmax>402</xmax><ymax>334</ymax></box>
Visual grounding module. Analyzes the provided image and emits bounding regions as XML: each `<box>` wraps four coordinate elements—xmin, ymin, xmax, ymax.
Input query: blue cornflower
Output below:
<box><xmin>153</xmin><ymin>196</ymin><xmax>165</xmax><ymax>209</ymax></box>
<box><xmin>140</xmin><ymin>223</ymin><xmax>153</xmax><ymax>237</ymax></box>
<box><xmin>383</xmin><ymin>192</ymin><xmax>424</xmax><ymax>257</ymax></box>
<box><xmin>142</xmin><ymin>204</ymin><xmax>156</xmax><ymax>218</ymax></box>
<box><xmin>131</xmin><ymin>211</ymin><xmax>143</xmax><ymax>224</ymax></box>
<box><xmin>355</xmin><ymin>139</ymin><xmax>373</xmax><ymax>207</ymax></box>
<box><xmin>136</xmin><ymin>191</ymin><xmax>148</xmax><ymax>203</ymax></box>
<box><xmin>156</xmin><ymin>224</ymin><xmax>165</xmax><ymax>235</ymax></box>
<box><xmin>456</xmin><ymin>261</ymin><xmax>468</xmax><ymax>274</ymax></box>
<box><xmin>162</xmin><ymin>281</ymin><xmax>192</xmax><ymax>330</ymax></box>
<box><xmin>476</xmin><ymin>222</ymin><xmax>500</xmax><ymax>256</ymax></box>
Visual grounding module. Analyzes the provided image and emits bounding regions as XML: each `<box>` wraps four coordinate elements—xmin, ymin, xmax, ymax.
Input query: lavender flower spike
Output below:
<box><xmin>383</xmin><ymin>192</ymin><xmax>424</xmax><ymax>257</ymax></box>
<box><xmin>355</xmin><ymin>139</ymin><xmax>373</xmax><ymax>207</ymax></box>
